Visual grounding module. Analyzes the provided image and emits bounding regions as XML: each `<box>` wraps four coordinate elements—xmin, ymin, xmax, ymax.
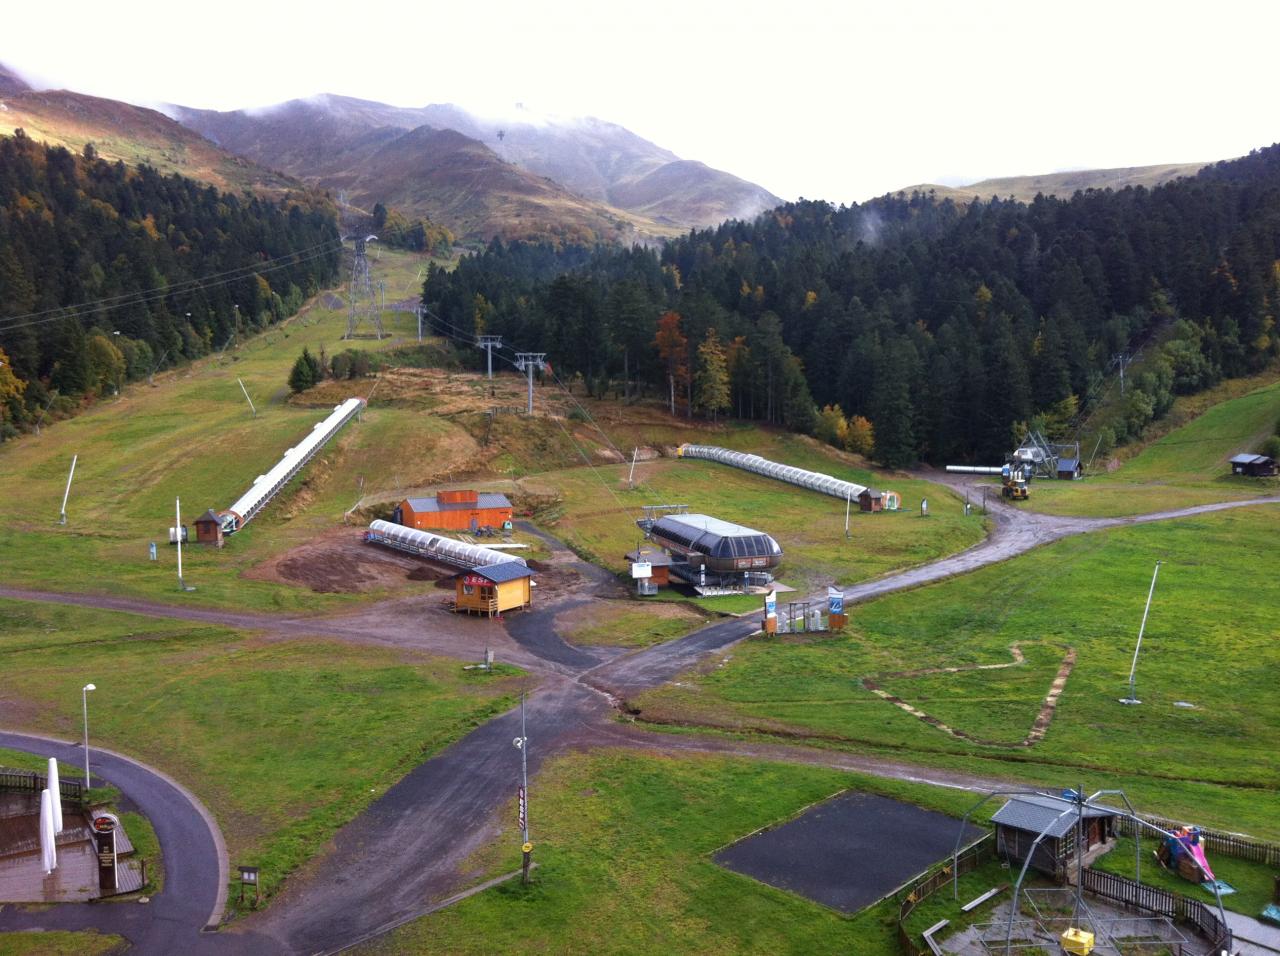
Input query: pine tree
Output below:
<box><xmin>289</xmin><ymin>348</ymin><xmax>317</xmax><ymax>393</ymax></box>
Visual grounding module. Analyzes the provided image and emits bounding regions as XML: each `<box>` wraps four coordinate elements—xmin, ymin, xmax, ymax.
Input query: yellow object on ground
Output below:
<box><xmin>1060</xmin><ymin>927</ymin><xmax>1094</xmax><ymax>955</ymax></box>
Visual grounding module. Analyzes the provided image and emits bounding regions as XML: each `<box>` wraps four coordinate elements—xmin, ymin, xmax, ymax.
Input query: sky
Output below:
<box><xmin>3</xmin><ymin>0</ymin><xmax>1279</xmax><ymax>204</ymax></box>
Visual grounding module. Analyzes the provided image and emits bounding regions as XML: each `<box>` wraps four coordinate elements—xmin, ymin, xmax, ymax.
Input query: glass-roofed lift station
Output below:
<box><xmin>645</xmin><ymin>513</ymin><xmax>783</xmax><ymax>588</ymax></box>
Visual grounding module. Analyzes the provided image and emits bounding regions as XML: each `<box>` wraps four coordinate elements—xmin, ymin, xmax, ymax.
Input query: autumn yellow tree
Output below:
<box><xmin>844</xmin><ymin>415</ymin><xmax>875</xmax><ymax>457</ymax></box>
<box><xmin>815</xmin><ymin>404</ymin><xmax>848</xmax><ymax>449</ymax></box>
<box><xmin>695</xmin><ymin>328</ymin><xmax>730</xmax><ymax>420</ymax></box>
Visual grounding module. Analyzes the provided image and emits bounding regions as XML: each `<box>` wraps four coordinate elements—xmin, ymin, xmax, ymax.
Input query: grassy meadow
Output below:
<box><xmin>355</xmin><ymin>749</ymin><xmax>1006</xmax><ymax>956</ymax></box>
<box><xmin>633</xmin><ymin>504</ymin><xmax>1280</xmax><ymax>836</ymax></box>
<box><xmin>0</xmin><ymin>932</ymin><xmax>125</xmax><ymax>956</ymax></box>
<box><xmin>532</xmin><ymin>430</ymin><xmax>986</xmax><ymax>597</ymax></box>
<box><xmin>0</xmin><ymin>598</ymin><xmax>522</xmax><ymax>909</ymax></box>
<box><xmin>1020</xmin><ymin>375</ymin><xmax>1280</xmax><ymax>517</ymax></box>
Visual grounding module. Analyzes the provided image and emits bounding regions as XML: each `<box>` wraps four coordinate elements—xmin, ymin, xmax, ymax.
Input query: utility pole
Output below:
<box><xmin>413</xmin><ymin>305</ymin><xmax>426</xmax><ymax>343</ymax></box>
<box><xmin>59</xmin><ymin>454</ymin><xmax>77</xmax><ymax>525</ymax></box>
<box><xmin>844</xmin><ymin>487</ymin><xmax>851</xmax><ymax>539</ymax></box>
<box><xmin>513</xmin><ymin>692</ymin><xmax>532</xmax><ymax>884</ymax></box>
<box><xmin>1111</xmin><ymin>352</ymin><xmax>1132</xmax><ymax>395</ymax></box>
<box><xmin>477</xmin><ymin>335</ymin><xmax>503</xmax><ymax>380</ymax></box>
<box><xmin>1120</xmin><ymin>561</ymin><xmax>1161</xmax><ymax>705</ymax></box>
<box><xmin>514</xmin><ymin>353</ymin><xmax>547</xmax><ymax>416</ymax></box>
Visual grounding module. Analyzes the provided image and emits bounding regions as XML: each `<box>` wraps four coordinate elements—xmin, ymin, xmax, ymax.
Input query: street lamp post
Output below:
<box><xmin>82</xmin><ymin>683</ymin><xmax>96</xmax><ymax>788</ymax></box>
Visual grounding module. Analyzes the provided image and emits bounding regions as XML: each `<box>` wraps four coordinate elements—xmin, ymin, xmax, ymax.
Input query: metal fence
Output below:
<box><xmin>1080</xmin><ymin>869</ymin><xmax>1231</xmax><ymax>955</ymax></box>
<box><xmin>1115</xmin><ymin>812</ymin><xmax>1280</xmax><ymax>866</ymax></box>
<box><xmin>0</xmin><ymin>766</ymin><xmax>84</xmax><ymax>802</ymax></box>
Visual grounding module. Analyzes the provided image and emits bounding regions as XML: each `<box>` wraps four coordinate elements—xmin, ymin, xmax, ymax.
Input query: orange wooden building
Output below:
<box><xmin>453</xmin><ymin>562</ymin><xmax>533</xmax><ymax>616</ymax></box>
<box><xmin>394</xmin><ymin>490</ymin><xmax>513</xmax><ymax>532</ymax></box>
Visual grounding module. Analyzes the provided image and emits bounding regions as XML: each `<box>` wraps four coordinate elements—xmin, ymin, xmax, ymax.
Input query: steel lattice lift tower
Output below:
<box><xmin>344</xmin><ymin>234</ymin><xmax>384</xmax><ymax>340</ymax></box>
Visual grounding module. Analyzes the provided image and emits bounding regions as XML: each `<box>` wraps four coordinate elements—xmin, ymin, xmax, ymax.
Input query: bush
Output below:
<box><xmin>1258</xmin><ymin>435</ymin><xmax>1280</xmax><ymax>460</ymax></box>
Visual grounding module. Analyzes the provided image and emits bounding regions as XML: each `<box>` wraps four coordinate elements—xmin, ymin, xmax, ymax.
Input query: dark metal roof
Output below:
<box><xmin>860</xmin><ymin>488</ymin><xmax>882</xmax><ymax>498</ymax></box>
<box><xmin>464</xmin><ymin>561</ymin><xmax>532</xmax><ymax>583</ymax></box>
<box><xmin>650</xmin><ymin>514</ymin><xmax>782</xmax><ymax>561</ymax></box>
<box><xmin>991</xmin><ymin>794</ymin><xmax>1119</xmax><ymax>839</ymax></box>
<box><xmin>1229</xmin><ymin>453</ymin><xmax>1274</xmax><ymax>465</ymax></box>
<box><xmin>195</xmin><ymin>509</ymin><xmax>222</xmax><ymax>524</ymax></box>
<box><xmin>1058</xmin><ymin>458</ymin><xmax>1079</xmax><ymax>470</ymax></box>
<box><xmin>406</xmin><ymin>493</ymin><xmax>512</xmax><ymax>513</ymax></box>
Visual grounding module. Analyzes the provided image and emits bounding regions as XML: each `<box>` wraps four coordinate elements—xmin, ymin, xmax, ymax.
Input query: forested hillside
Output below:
<box><xmin>422</xmin><ymin>145</ymin><xmax>1280</xmax><ymax>465</ymax></box>
<box><xmin>0</xmin><ymin>131</ymin><xmax>339</xmax><ymax>436</ymax></box>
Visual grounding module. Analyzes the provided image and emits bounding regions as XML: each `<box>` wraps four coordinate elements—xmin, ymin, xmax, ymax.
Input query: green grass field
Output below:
<box><xmin>0</xmin><ymin>931</ymin><xmax>125</xmax><ymax>956</ymax></box>
<box><xmin>354</xmin><ymin>749</ymin><xmax>1009</xmax><ymax>956</ymax></box>
<box><xmin>1022</xmin><ymin>376</ymin><xmax>1280</xmax><ymax>517</ymax></box>
<box><xmin>633</xmin><ymin>504</ymin><xmax>1280</xmax><ymax>836</ymax></box>
<box><xmin>1091</xmin><ymin>836</ymin><xmax>1276</xmax><ymax>917</ymax></box>
<box><xmin>0</xmin><ymin>599</ymin><xmax>522</xmax><ymax>909</ymax></box>
<box><xmin>537</xmin><ymin>442</ymin><xmax>985</xmax><ymax>597</ymax></box>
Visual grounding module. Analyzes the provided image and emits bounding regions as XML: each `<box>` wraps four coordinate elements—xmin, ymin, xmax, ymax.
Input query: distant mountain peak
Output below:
<box><xmin>0</xmin><ymin>62</ymin><xmax>32</xmax><ymax>96</ymax></box>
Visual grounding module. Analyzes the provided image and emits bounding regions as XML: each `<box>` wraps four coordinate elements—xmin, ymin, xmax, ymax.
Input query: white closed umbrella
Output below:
<box><xmin>47</xmin><ymin>758</ymin><xmax>62</xmax><ymax>834</ymax></box>
<box><xmin>39</xmin><ymin>788</ymin><xmax>57</xmax><ymax>874</ymax></box>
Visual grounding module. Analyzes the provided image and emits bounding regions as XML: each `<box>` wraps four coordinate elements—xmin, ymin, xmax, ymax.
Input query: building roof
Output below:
<box><xmin>1229</xmin><ymin>453</ymin><xmax>1275</xmax><ymax>465</ymax></box>
<box><xmin>650</xmin><ymin>514</ymin><xmax>782</xmax><ymax>561</ymax></box>
<box><xmin>406</xmin><ymin>492</ymin><xmax>512</xmax><ymax>513</ymax></box>
<box><xmin>464</xmin><ymin>561</ymin><xmax>532</xmax><ymax>584</ymax></box>
<box><xmin>1058</xmin><ymin>458</ymin><xmax>1079</xmax><ymax>471</ymax></box>
<box><xmin>195</xmin><ymin>509</ymin><xmax>222</xmax><ymax>524</ymax></box>
<box><xmin>625</xmin><ymin>549</ymin><xmax>672</xmax><ymax>566</ymax></box>
<box><xmin>991</xmin><ymin>794</ymin><xmax>1120</xmax><ymax>839</ymax></box>
<box><xmin>860</xmin><ymin>487</ymin><xmax>882</xmax><ymax>498</ymax></box>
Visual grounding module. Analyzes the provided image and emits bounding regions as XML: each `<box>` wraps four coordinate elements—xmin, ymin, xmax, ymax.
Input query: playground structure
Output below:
<box><xmin>1157</xmin><ymin>826</ymin><xmax>1217</xmax><ymax>885</ymax></box>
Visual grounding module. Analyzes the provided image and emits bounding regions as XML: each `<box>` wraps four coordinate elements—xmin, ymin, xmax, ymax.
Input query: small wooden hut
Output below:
<box><xmin>193</xmin><ymin>509</ymin><xmax>224</xmax><ymax>548</ymax></box>
<box><xmin>992</xmin><ymin>794</ymin><xmax>1119</xmax><ymax>879</ymax></box>
<box><xmin>858</xmin><ymin>488</ymin><xmax>884</xmax><ymax>513</ymax></box>
<box><xmin>1229</xmin><ymin>453</ymin><xmax>1278</xmax><ymax>477</ymax></box>
<box><xmin>452</xmin><ymin>562</ymin><xmax>532</xmax><ymax>617</ymax></box>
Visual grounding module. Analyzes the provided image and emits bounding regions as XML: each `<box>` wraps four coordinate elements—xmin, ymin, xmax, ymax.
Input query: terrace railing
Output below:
<box><xmin>0</xmin><ymin>766</ymin><xmax>85</xmax><ymax>803</ymax></box>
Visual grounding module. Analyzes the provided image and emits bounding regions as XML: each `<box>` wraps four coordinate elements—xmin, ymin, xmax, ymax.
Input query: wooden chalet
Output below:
<box><xmin>1228</xmin><ymin>453</ymin><xmax>1278</xmax><ymax>477</ymax></box>
<box><xmin>394</xmin><ymin>490</ymin><xmax>514</xmax><ymax>532</ymax></box>
<box><xmin>858</xmin><ymin>488</ymin><xmax>884</xmax><ymax>512</ymax></box>
<box><xmin>193</xmin><ymin>509</ymin><xmax>224</xmax><ymax>547</ymax></box>
<box><xmin>992</xmin><ymin>794</ymin><xmax>1119</xmax><ymax>879</ymax></box>
<box><xmin>452</xmin><ymin>562</ymin><xmax>532</xmax><ymax>617</ymax></box>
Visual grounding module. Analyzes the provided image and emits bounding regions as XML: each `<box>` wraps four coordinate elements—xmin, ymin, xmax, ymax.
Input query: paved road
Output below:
<box><xmin>0</xmin><ymin>731</ymin><xmax>256</xmax><ymax>955</ymax></box>
<box><xmin>5</xmin><ymin>492</ymin><xmax>1277</xmax><ymax>953</ymax></box>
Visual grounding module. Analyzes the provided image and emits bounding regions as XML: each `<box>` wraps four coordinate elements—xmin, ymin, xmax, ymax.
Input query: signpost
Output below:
<box><xmin>92</xmin><ymin>812</ymin><xmax>119</xmax><ymax>892</ymax></box>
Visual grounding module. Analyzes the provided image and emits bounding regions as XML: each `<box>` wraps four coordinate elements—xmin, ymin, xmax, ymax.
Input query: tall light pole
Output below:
<box><xmin>82</xmin><ymin>683</ymin><xmax>96</xmax><ymax>787</ymax></box>
<box><xmin>1120</xmin><ymin>560</ymin><xmax>1162</xmax><ymax>705</ymax></box>
<box><xmin>513</xmin><ymin>692</ymin><xmax>532</xmax><ymax>883</ymax></box>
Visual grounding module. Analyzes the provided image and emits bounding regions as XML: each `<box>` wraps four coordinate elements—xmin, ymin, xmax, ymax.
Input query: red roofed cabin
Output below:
<box><xmin>394</xmin><ymin>490</ymin><xmax>513</xmax><ymax>533</ymax></box>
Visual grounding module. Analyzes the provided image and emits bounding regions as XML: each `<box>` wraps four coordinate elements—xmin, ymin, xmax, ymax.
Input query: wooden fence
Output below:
<box><xmin>1080</xmin><ymin>868</ymin><xmax>1232</xmax><ymax>955</ymax></box>
<box><xmin>1116</xmin><ymin>812</ymin><xmax>1280</xmax><ymax>866</ymax></box>
<box><xmin>896</xmin><ymin>833</ymin><xmax>994</xmax><ymax>953</ymax></box>
<box><xmin>0</xmin><ymin>766</ymin><xmax>85</xmax><ymax>803</ymax></box>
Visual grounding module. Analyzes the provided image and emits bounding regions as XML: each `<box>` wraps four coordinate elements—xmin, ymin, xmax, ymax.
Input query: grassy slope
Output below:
<box><xmin>634</xmin><ymin>505</ymin><xmax>1280</xmax><ymax>836</ymax></box>
<box><xmin>1023</xmin><ymin>376</ymin><xmax>1280</xmax><ymax>517</ymax></box>
<box><xmin>534</xmin><ymin>428</ymin><xmax>985</xmax><ymax>597</ymax></box>
<box><xmin>0</xmin><ymin>249</ymin><xmax>480</xmax><ymax>612</ymax></box>
<box><xmin>357</xmin><ymin>749</ymin><xmax>1003</xmax><ymax>956</ymax></box>
<box><xmin>0</xmin><ymin>598</ymin><xmax>522</xmax><ymax>908</ymax></box>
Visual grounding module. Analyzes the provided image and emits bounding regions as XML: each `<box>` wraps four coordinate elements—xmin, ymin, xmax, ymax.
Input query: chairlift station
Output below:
<box><xmin>640</xmin><ymin>512</ymin><xmax>782</xmax><ymax>592</ymax></box>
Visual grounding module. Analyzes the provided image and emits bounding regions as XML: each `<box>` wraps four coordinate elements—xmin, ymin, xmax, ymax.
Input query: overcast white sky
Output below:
<box><xmin>3</xmin><ymin>0</ymin><xmax>1278</xmax><ymax>203</ymax></box>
